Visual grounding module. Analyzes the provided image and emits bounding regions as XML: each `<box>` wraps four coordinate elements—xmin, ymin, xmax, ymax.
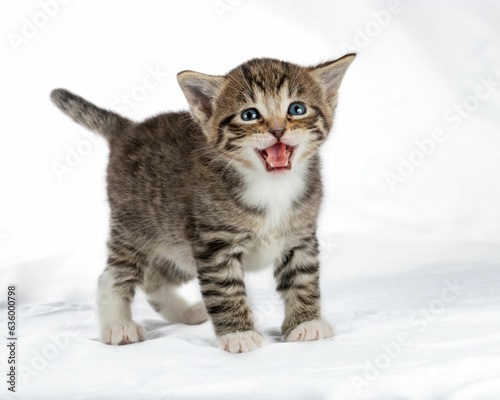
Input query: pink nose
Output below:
<box><xmin>270</xmin><ymin>128</ymin><xmax>285</xmax><ymax>140</ymax></box>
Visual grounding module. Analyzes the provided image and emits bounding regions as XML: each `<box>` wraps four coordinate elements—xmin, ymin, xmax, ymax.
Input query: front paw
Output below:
<box><xmin>285</xmin><ymin>319</ymin><xmax>333</xmax><ymax>342</ymax></box>
<box><xmin>217</xmin><ymin>330</ymin><xmax>265</xmax><ymax>353</ymax></box>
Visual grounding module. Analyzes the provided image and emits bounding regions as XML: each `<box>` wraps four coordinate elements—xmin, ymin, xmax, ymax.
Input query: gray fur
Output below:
<box><xmin>51</xmin><ymin>54</ymin><xmax>355</xmax><ymax>351</ymax></box>
<box><xmin>51</xmin><ymin>89</ymin><xmax>131</xmax><ymax>139</ymax></box>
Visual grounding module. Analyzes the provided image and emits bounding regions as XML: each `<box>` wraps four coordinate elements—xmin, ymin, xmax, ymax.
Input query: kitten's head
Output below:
<box><xmin>177</xmin><ymin>54</ymin><xmax>355</xmax><ymax>174</ymax></box>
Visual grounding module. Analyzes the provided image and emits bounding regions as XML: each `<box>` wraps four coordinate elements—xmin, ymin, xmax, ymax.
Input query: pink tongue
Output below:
<box><xmin>265</xmin><ymin>143</ymin><xmax>288</xmax><ymax>167</ymax></box>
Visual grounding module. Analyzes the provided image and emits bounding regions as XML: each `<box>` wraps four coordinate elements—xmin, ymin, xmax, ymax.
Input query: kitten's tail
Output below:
<box><xmin>50</xmin><ymin>89</ymin><xmax>131</xmax><ymax>140</ymax></box>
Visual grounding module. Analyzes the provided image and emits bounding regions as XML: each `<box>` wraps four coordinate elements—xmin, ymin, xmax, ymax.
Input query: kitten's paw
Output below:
<box><xmin>285</xmin><ymin>319</ymin><xmax>333</xmax><ymax>342</ymax></box>
<box><xmin>180</xmin><ymin>302</ymin><xmax>209</xmax><ymax>325</ymax></box>
<box><xmin>100</xmin><ymin>321</ymin><xmax>146</xmax><ymax>345</ymax></box>
<box><xmin>217</xmin><ymin>330</ymin><xmax>265</xmax><ymax>353</ymax></box>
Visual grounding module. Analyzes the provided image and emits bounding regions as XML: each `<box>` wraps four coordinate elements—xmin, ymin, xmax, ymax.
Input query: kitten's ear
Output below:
<box><xmin>310</xmin><ymin>53</ymin><xmax>356</xmax><ymax>108</ymax></box>
<box><xmin>177</xmin><ymin>71</ymin><xmax>225</xmax><ymax>125</ymax></box>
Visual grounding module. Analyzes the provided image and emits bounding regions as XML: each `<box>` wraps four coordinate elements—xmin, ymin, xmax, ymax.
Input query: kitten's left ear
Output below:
<box><xmin>177</xmin><ymin>71</ymin><xmax>225</xmax><ymax>126</ymax></box>
<box><xmin>310</xmin><ymin>53</ymin><xmax>356</xmax><ymax>108</ymax></box>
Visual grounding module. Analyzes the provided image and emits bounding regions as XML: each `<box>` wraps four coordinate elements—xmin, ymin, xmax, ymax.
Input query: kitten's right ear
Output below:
<box><xmin>177</xmin><ymin>71</ymin><xmax>225</xmax><ymax>126</ymax></box>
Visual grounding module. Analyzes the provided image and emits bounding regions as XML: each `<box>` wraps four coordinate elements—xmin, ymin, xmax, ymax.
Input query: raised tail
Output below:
<box><xmin>50</xmin><ymin>89</ymin><xmax>131</xmax><ymax>140</ymax></box>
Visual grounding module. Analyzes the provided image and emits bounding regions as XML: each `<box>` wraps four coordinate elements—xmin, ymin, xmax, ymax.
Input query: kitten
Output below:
<box><xmin>50</xmin><ymin>54</ymin><xmax>355</xmax><ymax>353</ymax></box>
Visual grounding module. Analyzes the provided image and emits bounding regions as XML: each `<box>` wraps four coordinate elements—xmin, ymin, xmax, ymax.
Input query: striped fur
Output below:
<box><xmin>51</xmin><ymin>54</ymin><xmax>355</xmax><ymax>352</ymax></box>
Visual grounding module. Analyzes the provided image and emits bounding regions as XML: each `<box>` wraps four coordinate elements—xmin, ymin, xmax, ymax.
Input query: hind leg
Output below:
<box><xmin>146</xmin><ymin>284</ymin><xmax>209</xmax><ymax>325</ymax></box>
<box><xmin>98</xmin><ymin>239</ymin><xmax>146</xmax><ymax>345</ymax></box>
<box><xmin>142</xmin><ymin>259</ymin><xmax>209</xmax><ymax>325</ymax></box>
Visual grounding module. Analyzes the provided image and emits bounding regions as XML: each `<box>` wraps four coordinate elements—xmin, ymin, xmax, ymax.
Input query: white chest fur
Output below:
<box><xmin>238</xmin><ymin>164</ymin><xmax>308</xmax><ymax>271</ymax></box>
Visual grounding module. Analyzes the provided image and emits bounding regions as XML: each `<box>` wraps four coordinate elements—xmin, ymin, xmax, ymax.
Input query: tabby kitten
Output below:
<box><xmin>50</xmin><ymin>54</ymin><xmax>355</xmax><ymax>353</ymax></box>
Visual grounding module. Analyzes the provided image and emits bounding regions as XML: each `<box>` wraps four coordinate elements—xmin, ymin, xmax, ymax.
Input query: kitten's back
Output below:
<box><xmin>51</xmin><ymin>88</ymin><xmax>212</xmax><ymax>241</ymax></box>
<box><xmin>106</xmin><ymin>110</ymin><xmax>209</xmax><ymax>241</ymax></box>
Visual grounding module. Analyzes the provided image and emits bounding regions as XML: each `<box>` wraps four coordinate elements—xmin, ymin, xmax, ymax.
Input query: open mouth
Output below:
<box><xmin>257</xmin><ymin>143</ymin><xmax>295</xmax><ymax>172</ymax></box>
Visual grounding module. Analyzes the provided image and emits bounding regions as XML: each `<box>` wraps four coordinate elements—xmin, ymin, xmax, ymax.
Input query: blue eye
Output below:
<box><xmin>288</xmin><ymin>102</ymin><xmax>306</xmax><ymax>116</ymax></box>
<box><xmin>241</xmin><ymin>108</ymin><xmax>260</xmax><ymax>121</ymax></box>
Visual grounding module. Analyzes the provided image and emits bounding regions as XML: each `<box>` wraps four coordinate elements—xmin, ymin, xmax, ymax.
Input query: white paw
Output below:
<box><xmin>180</xmin><ymin>302</ymin><xmax>209</xmax><ymax>325</ymax></box>
<box><xmin>286</xmin><ymin>319</ymin><xmax>333</xmax><ymax>342</ymax></box>
<box><xmin>100</xmin><ymin>321</ymin><xmax>146</xmax><ymax>345</ymax></box>
<box><xmin>217</xmin><ymin>330</ymin><xmax>265</xmax><ymax>353</ymax></box>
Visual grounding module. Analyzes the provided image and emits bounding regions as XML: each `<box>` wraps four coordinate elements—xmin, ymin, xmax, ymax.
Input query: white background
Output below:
<box><xmin>1</xmin><ymin>1</ymin><xmax>499</xmax><ymax>399</ymax></box>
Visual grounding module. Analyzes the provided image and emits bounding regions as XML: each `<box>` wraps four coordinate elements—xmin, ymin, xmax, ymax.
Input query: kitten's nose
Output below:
<box><xmin>270</xmin><ymin>128</ymin><xmax>285</xmax><ymax>140</ymax></box>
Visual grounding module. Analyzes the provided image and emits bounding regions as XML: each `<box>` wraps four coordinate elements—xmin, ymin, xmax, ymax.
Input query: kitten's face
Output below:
<box><xmin>178</xmin><ymin>55</ymin><xmax>355</xmax><ymax>174</ymax></box>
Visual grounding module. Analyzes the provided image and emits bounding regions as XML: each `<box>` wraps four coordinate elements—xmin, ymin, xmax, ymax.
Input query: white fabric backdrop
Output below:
<box><xmin>1</xmin><ymin>1</ymin><xmax>499</xmax><ymax>399</ymax></box>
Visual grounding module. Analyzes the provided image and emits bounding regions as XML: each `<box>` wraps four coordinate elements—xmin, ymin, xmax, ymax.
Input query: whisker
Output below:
<box><xmin>218</xmin><ymin>147</ymin><xmax>247</xmax><ymax>181</ymax></box>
